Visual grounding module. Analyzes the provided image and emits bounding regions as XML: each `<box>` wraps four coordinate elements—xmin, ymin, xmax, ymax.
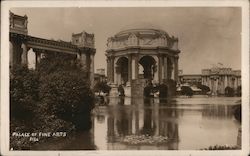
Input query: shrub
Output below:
<box><xmin>94</xmin><ymin>81</ymin><xmax>111</xmax><ymax>95</ymax></box>
<box><xmin>10</xmin><ymin>65</ymin><xmax>39</xmax><ymax>121</ymax></box>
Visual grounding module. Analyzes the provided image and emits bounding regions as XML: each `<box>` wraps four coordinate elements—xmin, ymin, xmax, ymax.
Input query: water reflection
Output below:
<box><xmin>93</xmin><ymin>96</ymin><xmax>240</xmax><ymax>150</ymax></box>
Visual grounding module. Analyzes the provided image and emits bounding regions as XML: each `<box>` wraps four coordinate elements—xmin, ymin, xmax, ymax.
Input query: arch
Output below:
<box><xmin>139</xmin><ymin>55</ymin><xmax>156</xmax><ymax>80</ymax></box>
<box><xmin>27</xmin><ymin>48</ymin><xmax>36</xmax><ymax>69</ymax></box>
<box><xmin>115</xmin><ymin>56</ymin><xmax>129</xmax><ymax>85</ymax></box>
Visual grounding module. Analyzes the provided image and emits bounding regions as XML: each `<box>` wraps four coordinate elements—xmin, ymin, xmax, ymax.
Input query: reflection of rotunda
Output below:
<box><xmin>106</xmin><ymin>29</ymin><xmax>181</xmax><ymax>97</ymax></box>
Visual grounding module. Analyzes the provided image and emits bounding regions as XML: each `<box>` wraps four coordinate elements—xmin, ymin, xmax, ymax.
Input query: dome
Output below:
<box><xmin>114</xmin><ymin>28</ymin><xmax>169</xmax><ymax>38</ymax></box>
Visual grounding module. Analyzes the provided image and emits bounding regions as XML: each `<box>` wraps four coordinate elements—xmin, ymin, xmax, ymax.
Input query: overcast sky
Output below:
<box><xmin>11</xmin><ymin>7</ymin><xmax>241</xmax><ymax>74</ymax></box>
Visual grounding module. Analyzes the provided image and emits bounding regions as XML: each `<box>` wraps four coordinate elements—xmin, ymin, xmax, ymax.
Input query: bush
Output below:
<box><xmin>10</xmin><ymin>66</ymin><xmax>39</xmax><ymax>121</ymax></box>
<box><xmin>38</xmin><ymin>54</ymin><xmax>95</xmax><ymax>130</ymax></box>
<box><xmin>39</xmin><ymin>70</ymin><xmax>94</xmax><ymax>130</ymax></box>
<box><xmin>93</xmin><ymin>81</ymin><xmax>111</xmax><ymax>95</ymax></box>
<box><xmin>10</xmin><ymin>53</ymin><xmax>95</xmax><ymax>149</ymax></box>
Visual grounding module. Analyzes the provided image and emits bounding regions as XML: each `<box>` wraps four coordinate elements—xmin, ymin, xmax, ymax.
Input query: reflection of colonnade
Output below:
<box><xmin>9</xmin><ymin>12</ymin><xmax>96</xmax><ymax>87</ymax></box>
<box><xmin>106</xmin><ymin>98</ymin><xmax>179</xmax><ymax>149</ymax></box>
<box><xmin>106</xmin><ymin>29</ymin><xmax>180</xmax><ymax>97</ymax></box>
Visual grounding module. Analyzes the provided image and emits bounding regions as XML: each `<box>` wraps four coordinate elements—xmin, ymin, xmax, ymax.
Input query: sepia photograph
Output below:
<box><xmin>1</xmin><ymin>1</ymin><xmax>249</xmax><ymax>156</ymax></box>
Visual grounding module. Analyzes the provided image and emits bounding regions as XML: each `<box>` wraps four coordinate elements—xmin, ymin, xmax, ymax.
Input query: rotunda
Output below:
<box><xmin>106</xmin><ymin>28</ymin><xmax>180</xmax><ymax>97</ymax></box>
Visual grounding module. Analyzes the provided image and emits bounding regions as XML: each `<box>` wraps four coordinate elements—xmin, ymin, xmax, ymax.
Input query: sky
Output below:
<box><xmin>11</xmin><ymin>7</ymin><xmax>241</xmax><ymax>74</ymax></box>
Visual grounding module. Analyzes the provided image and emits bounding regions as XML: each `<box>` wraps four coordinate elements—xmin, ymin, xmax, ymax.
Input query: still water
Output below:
<box><xmin>34</xmin><ymin>96</ymin><xmax>241</xmax><ymax>150</ymax></box>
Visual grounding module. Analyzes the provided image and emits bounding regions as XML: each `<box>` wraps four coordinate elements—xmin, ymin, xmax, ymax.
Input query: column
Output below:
<box><xmin>90</xmin><ymin>54</ymin><xmax>95</xmax><ymax>88</ymax></box>
<box><xmin>21</xmin><ymin>43</ymin><xmax>28</xmax><ymax>66</ymax></box>
<box><xmin>107</xmin><ymin>58</ymin><xmax>110</xmax><ymax>82</ymax></box>
<box><xmin>114</xmin><ymin>64</ymin><xmax>117</xmax><ymax>84</ymax></box>
<box><xmin>174</xmin><ymin>57</ymin><xmax>179</xmax><ymax>82</ymax></box>
<box><xmin>9</xmin><ymin>41</ymin><xmax>14</xmax><ymax>67</ymax></box>
<box><xmin>35</xmin><ymin>51</ymin><xmax>41</xmax><ymax>69</ymax></box>
<box><xmin>81</xmin><ymin>53</ymin><xmax>87</xmax><ymax>70</ymax></box>
<box><xmin>224</xmin><ymin>75</ymin><xmax>228</xmax><ymax>87</ymax></box>
<box><xmin>111</xmin><ymin>57</ymin><xmax>114</xmax><ymax>83</ymax></box>
<box><xmin>128</xmin><ymin>54</ymin><xmax>132</xmax><ymax>84</ymax></box>
<box><xmin>132</xmin><ymin>54</ymin><xmax>139</xmax><ymax>80</ymax></box>
<box><xmin>135</xmin><ymin>55</ymin><xmax>139</xmax><ymax>79</ymax></box>
<box><xmin>164</xmin><ymin>56</ymin><xmax>168</xmax><ymax>80</ymax></box>
<box><xmin>153</xmin><ymin>56</ymin><xmax>159</xmax><ymax>83</ymax></box>
<box><xmin>158</xmin><ymin>55</ymin><xmax>162</xmax><ymax>83</ymax></box>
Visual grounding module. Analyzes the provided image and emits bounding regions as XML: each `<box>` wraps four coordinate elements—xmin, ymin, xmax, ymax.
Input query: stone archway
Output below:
<box><xmin>116</xmin><ymin>57</ymin><xmax>129</xmax><ymax>85</ymax></box>
<box><xmin>139</xmin><ymin>56</ymin><xmax>156</xmax><ymax>80</ymax></box>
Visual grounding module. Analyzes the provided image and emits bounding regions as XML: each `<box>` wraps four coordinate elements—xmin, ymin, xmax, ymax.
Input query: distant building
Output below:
<box><xmin>179</xmin><ymin>67</ymin><xmax>241</xmax><ymax>95</ymax></box>
<box><xmin>202</xmin><ymin>67</ymin><xmax>241</xmax><ymax>95</ymax></box>
<box><xmin>94</xmin><ymin>68</ymin><xmax>107</xmax><ymax>84</ymax></box>
<box><xmin>179</xmin><ymin>74</ymin><xmax>202</xmax><ymax>86</ymax></box>
<box><xmin>96</xmin><ymin>68</ymin><xmax>105</xmax><ymax>76</ymax></box>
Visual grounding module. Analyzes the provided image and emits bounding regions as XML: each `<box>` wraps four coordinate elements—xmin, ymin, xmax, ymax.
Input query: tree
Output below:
<box><xmin>181</xmin><ymin>86</ymin><xmax>193</xmax><ymax>97</ymax></box>
<box><xmin>38</xmin><ymin>54</ymin><xmax>94</xmax><ymax>130</ymax></box>
<box><xmin>225</xmin><ymin>86</ymin><xmax>234</xmax><ymax>97</ymax></box>
<box><xmin>10</xmin><ymin>65</ymin><xmax>39</xmax><ymax>120</ymax></box>
<box><xmin>93</xmin><ymin>81</ymin><xmax>111</xmax><ymax>95</ymax></box>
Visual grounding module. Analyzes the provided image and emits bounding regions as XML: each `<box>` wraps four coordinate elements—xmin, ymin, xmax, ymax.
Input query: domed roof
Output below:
<box><xmin>114</xmin><ymin>28</ymin><xmax>169</xmax><ymax>38</ymax></box>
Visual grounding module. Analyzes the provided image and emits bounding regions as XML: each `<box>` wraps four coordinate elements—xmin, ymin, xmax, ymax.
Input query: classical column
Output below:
<box><xmin>106</xmin><ymin>57</ymin><xmax>110</xmax><ymax>82</ymax></box>
<box><xmin>135</xmin><ymin>55</ymin><xmax>139</xmax><ymax>79</ymax></box>
<box><xmin>128</xmin><ymin>54</ymin><xmax>132</xmax><ymax>84</ymax></box>
<box><xmin>158</xmin><ymin>55</ymin><xmax>162</xmax><ymax>83</ymax></box>
<box><xmin>35</xmin><ymin>51</ymin><xmax>41</xmax><ymax>69</ymax></box>
<box><xmin>81</xmin><ymin>53</ymin><xmax>87</xmax><ymax>70</ymax></box>
<box><xmin>163</xmin><ymin>56</ymin><xmax>168</xmax><ymax>80</ymax></box>
<box><xmin>224</xmin><ymin>75</ymin><xmax>228</xmax><ymax>87</ymax></box>
<box><xmin>114</xmin><ymin>64</ymin><xmax>118</xmax><ymax>84</ymax></box>
<box><xmin>9</xmin><ymin>41</ymin><xmax>14</xmax><ymax>67</ymax></box>
<box><xmin>153</xmin><ymin>56</ymin><xmax>159</xmax><ymax>83</ymax></box>
<box><xmin>111</xmin><ymin>57</ymin><xmax>114</xmax><ymax>83</ymax></box>
<box><xmin>174</xmin><ymin>57</ymin><xmax>179</xmax><ymax>82</ymax></box>
<box><xmin>21</xmin><ymin>43</ymin><xmax>28</xmax><ymax>66</ymax></box>
<box><xmin>132</xmin><ymin>54</ymin><xmax>139</xmax><ymax>80</ymax></box>
<box><xmin>90</xmin><ymin>54</ymin><xmax>95</xmax><ymax>88</ymax></box>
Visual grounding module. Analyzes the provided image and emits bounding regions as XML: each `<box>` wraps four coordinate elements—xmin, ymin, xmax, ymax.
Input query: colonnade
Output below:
<box><xmin>107</xmin><ymin>54</ymin><xmax>179</xmax><ymax>86</ymax></box>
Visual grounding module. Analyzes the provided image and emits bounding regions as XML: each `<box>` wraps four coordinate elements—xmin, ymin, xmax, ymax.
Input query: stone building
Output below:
<box><xmin>202</xmin><ymin>67</ymin><xmax>241</xmax><ymax>95</ymax></box>
<box><xmin>106</xmin><ymin>29</ymin><xmax>180</xmax><ymax>97</ymax></box>
<box><xmin>9</xmin><ymin>12</ymin><xmax>96</xmax><ymax>87</ymax></box>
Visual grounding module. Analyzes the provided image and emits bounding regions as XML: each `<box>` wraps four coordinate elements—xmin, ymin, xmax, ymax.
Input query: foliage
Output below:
<box><xmin>225</xmin><ymin>86</ymin><xmax>234</xmax><ymax>97</ymax></box>
<box><xmin>93</xmin><ymin>81</ymin><xmax>111</xmax><ymax>95</ymax></box>
<box><xmin>201</xmin><ymin>145</ymin><xmax>239</xmax><ymax>150</ymax></box>
<box><xmin>10</xmin><ymin>53</ymin><xmax>95</xmax><ymax>149</ymax></box>
<box><xmin>197</xmin><ymin>84</ymin><xmax>210</xmax><ymax>94</ymax></box>
<box><xmin>10</xmin><ymin>65</ymin><xmax>39</xmax><ymax>120</ymax></box>
<box><xmin>38</xmin><ymin>54</ymin><xmax>94</xmax><ymax>130</ymax></box>
<box><xmin>180</xmin><ymin>86</ymin><xmax>193</xmax><ymax>97</ymax></box>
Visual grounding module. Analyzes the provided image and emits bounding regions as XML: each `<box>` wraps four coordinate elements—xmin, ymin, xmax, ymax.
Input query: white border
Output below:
<box><xmin>1</xmin><ymin>1</ymin><xmax>249</xmax><ymax>156</ymax></box>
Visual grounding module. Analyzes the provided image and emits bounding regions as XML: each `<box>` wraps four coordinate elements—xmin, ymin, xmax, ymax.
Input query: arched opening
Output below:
<box><xmin>139</xmin><ymin>56</ymin><xmax>156</xmax><ymax>80</ymax></box>
<box><xmin>116</xmin><ymin>57</ymin><xmax>128</xmax><ymax>85</ymax></box>
<box><xmin>27</xmin><ymin>48</ymin><xmax>36</xmax><ymax>69</ymax></box>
